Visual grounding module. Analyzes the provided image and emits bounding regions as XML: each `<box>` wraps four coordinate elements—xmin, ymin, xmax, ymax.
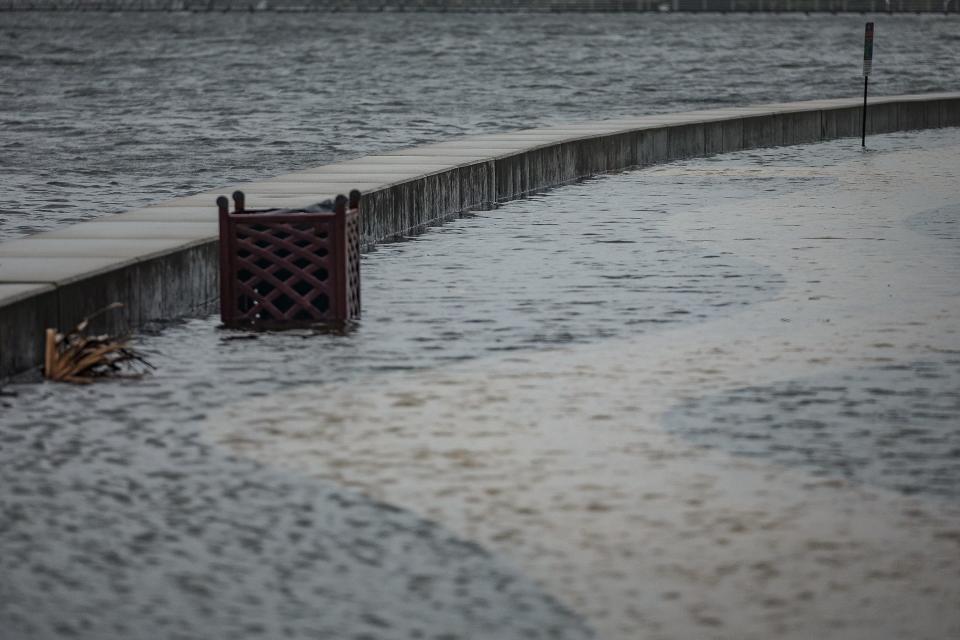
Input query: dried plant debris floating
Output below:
<box><xmin>43</xmin><ymin>303</ymin><xmax>154</xmax><ymax>384</ymax></box>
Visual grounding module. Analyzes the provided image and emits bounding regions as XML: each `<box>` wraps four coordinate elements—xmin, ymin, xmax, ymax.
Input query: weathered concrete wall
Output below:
<box><xmin>2</xmin><ymin>92</ymin><xmax>958</xmax><ymax>379</ymax></box>
<box><xmin>0</xmin><ymin>285</ymin><xmax>58</xmax><ymax>376</ymax></box>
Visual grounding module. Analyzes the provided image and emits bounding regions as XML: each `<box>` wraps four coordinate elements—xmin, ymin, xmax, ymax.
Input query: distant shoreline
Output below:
<box><xmin>3</xmin><ymin>0</ymin><xmax>958</xmax><ymax>14</ymax></box>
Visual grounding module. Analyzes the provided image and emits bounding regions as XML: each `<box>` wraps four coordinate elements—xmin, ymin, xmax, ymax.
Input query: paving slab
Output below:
<box><xmin>510</xmin><ymin>127</ymin><xmax>620</xmax><ymax>137</ymax></box>
<box><xmin>0</xmin><ymin>237</ymin><xmax>199</xmax><ymax>259</ymax></box>
<box><xmin>374</xmin><ymin>149</ymin><xmax>515</xmax><ymax>158</ymax></box>
<box><xmin>245</xmin><ymin>176</ymin><xmax>392</xmax><ymax>186</ymax></box>
<box><xmin>335</xmin><ymin>155</ymin><xmax>491</xmax><ymax>165</ymax></box>
<box><xmin>612</xmin><ymin>114</ymin><xmax>764</xmax><ymax>126</ymax></box>
<box><xmin>106</xmin><ymin>206</ymin><xmax>217</xmax><ymax>222</ymax></box>
<box><xmin>462</xmin><ymin>133</ymin><xmax>578</xmax><ymax>141</ymax></box>
<box><xmin>148</xmin><ymin>193</ymin><xmax>234</xmax><ymax>207</ymax></box>
<box><xmin>643</xmin><ymin>110</ymin><xmax>775</xmax><ymax>121</ymax></box>
<box><xmin>752</xmin><ymin>100</ymin><xmax>848</xmax><ymax>111</ymax></box>
<box><xmin>708</xmin><ymin>105</ymin><xmax>793</xmax><ymax>112</ymax></box>
<box><xmin>518</xmin><ymin>120</ymin><xmax>695</xmax><ymax>131</ymax></box>
<box><xmin>893</xmin><ymin>91</ymin><xmax>959</xmax><ymax>102</ymax></box>
<box><xmin>288</xmin><ymin>164</ymin><xmax>452</xmax><ymax>174</ymax></box>
<box><xmin>769</xmin><ymin>98</ymin><xmax>857</xmax><ymax>110</ymax></box>
<box><xmin>0</xmin><ymin>256</ymin><xmax>131</xmax><ymax>284</ymax></box>
<box><xmin>235</xmin><ymin>181</ymin><xmax>386</xmax><ymax>195</ymax></box>
<box><xmin>463</xmin><ymin>129</ymin><xmax>555</xmax><ymax>137</ymax></box>
<box><xmin>425</xmin><ymin>139</ymin><xmax>546</xmax><ymax>150</ymax></box>
<box><xmin>41</xmin><ymin>221</ymin><xmax>218</xmax><ymax>240</ymax></box>
<box><xmin>162</xmin><ymin>192</ymin><xmax>339</xmax><ymax>209</ymax></box>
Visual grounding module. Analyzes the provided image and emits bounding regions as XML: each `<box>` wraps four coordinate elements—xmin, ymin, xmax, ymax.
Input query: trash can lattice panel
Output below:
<box><xmin>346</xmin><ymin>212</ymin><xmax>361</xmax><ymax>314</ymax></box>
<box><xmin>218</xmin><ymin>192</ymin><xmax>361</xmax><ymax>328</ymax></box>
<box><xmin>233</xmin><ymin>219</ymin><xmax>334</xmax><ymax>323</ymax></box>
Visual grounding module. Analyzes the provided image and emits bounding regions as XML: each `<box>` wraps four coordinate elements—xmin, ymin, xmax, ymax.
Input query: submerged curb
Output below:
<box><xmin>2</xmin><ymin>92</ymin><xmax>958</xmax><ymax>378</ymax></box>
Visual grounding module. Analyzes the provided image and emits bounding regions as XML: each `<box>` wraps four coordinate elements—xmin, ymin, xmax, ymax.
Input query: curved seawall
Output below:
<box><xmin>1</xmin><ymin>92</ymin><xmax>958</xmax><ymax>378</ymax></box>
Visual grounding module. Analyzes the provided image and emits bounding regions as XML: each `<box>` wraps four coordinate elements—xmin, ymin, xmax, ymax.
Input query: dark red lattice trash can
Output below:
<box><xmin>217</xmin><ymin>189</ymin><xmax>361</xmax><ymax>329</ymax></box>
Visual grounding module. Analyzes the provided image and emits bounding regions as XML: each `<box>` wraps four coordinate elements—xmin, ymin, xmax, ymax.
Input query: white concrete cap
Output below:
<box><xmin>108</xmin><ymin>207</ymin><xmax>218</xmax><ymax>222</ymax></box>
<box><xmin>41</xmin><ymin>221</ymin><xmax>218</xmax><ymax>240</ymax></box>
<box><xmin>281</xmin><ymin>165</ymin><xmax>452</xmax><ymax>177</ymax></box>
<box><xmin>0</xmin><ymin>237</ymin><xmax>201</xmax><ymax>259</ymax></box>
<box><xmin>0</xmin><ymin>283</ymin><xmax>56</xmax><ymax>308</ymax></box>
<box><xmin>234</xmin><ymin>181</ymin><xmax>384</xmax><ymax>195</ymax></box>
<box><xmin>0</xmin><ymin>256</ymin><xmax>133</xmax><ymax>285</ymax></box>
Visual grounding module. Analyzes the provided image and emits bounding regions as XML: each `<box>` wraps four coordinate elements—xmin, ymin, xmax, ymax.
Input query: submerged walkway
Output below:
<box><xmin>1</xmin><ymin>124</ymin><xmax>958</xmax><ymax>640</ymax></box>
<box><xmin>1</xmin><ymin>92</ymin><xmax>959</xmax><ymax>377</ymax></box>
<box><xmin>206</xmin><ymin>130</ymin><xmax>960</xmax><ymax>640</ymax></box>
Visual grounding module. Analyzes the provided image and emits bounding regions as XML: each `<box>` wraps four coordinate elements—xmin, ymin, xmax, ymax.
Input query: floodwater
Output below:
<box><xmin>1</xmin><ymin>13</ymin><xmax>959</xmax><ymax>240</ymax></box>
<box><xmin>203</xmin><ymin>129</ymin><xmax>960</xmax><ymax>639</ymax></box>
<box><xmin>2</xmin><ymin>127</ymin><xmax>959</xmax><ymax>639</ymax></box>
<box><xmin>2</xmin><ymin>10</ymin><xmax>960</xmax><ymax>640</ymax></box>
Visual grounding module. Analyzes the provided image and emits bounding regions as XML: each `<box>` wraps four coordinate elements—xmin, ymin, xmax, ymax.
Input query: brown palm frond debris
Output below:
<box><xmin>43</xmin><ymin>303</ymin><xmax>154</xmax><ymax>384</ymax></box>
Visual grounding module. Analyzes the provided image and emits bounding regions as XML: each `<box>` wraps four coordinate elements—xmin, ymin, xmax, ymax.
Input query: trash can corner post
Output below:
<box><xmin>216</xmin><ymin>195</ymin><xmax>233</xmax><ymax>325</ymax></box>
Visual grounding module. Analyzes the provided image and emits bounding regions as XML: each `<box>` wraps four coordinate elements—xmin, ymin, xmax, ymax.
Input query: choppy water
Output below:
<box><xmin>2</xmin><ymin>13</ymin><xmax>959</xmax><ymax>240</ymax></box>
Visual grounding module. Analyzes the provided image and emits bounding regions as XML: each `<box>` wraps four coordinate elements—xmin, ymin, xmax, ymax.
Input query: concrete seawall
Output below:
<box><xmin>1</xmin><ymin>92</ymin><xmax>958</xmax><ymax>379</ymax></box>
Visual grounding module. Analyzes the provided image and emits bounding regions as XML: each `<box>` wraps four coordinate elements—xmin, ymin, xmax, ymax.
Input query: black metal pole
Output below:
<box><xmin>861</xmin><ymin>75</ymin><xmax>869</xmax><ymax>147</ymax></box>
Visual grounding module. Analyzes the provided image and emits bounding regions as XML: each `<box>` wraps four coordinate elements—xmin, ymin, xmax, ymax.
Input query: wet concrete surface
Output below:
<box><xmin>202</xmin><ymin>130</ymin><xmax>960</xmax><ymax>639</ymax></box>
<box><xmin>2</xmin><ymin>128</ymin><xmax>960</xmax><ymax>639</ymax></box>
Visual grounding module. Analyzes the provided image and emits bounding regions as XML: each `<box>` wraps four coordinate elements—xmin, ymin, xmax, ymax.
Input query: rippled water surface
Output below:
<box><xmin>666</xmin><ymin>358</ymin><xmax>960</xmax><ymax>499</ymax></box>
<box><xmin>2</xmin><ymin>11</ymin><xmax>960</xmax><ymax>634</ymax></box>
<box><xmin>665</xmin><ymin>200</ymin><xmax>960</xmax><ymax>499</ymax></box>
<box><xmin>2</xmin><ymin>128</ymin><xmax>959</xmax><ymax>639</ymax></box>
<box><xmin>2</xmin><ymin>13</ymin><xmax>959</xmax><ymax>239</ymax></box>
<box><xmin>0</xmin><ymin>143</ymin><xmax>794</xmax><ymax>639</ymax></box>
